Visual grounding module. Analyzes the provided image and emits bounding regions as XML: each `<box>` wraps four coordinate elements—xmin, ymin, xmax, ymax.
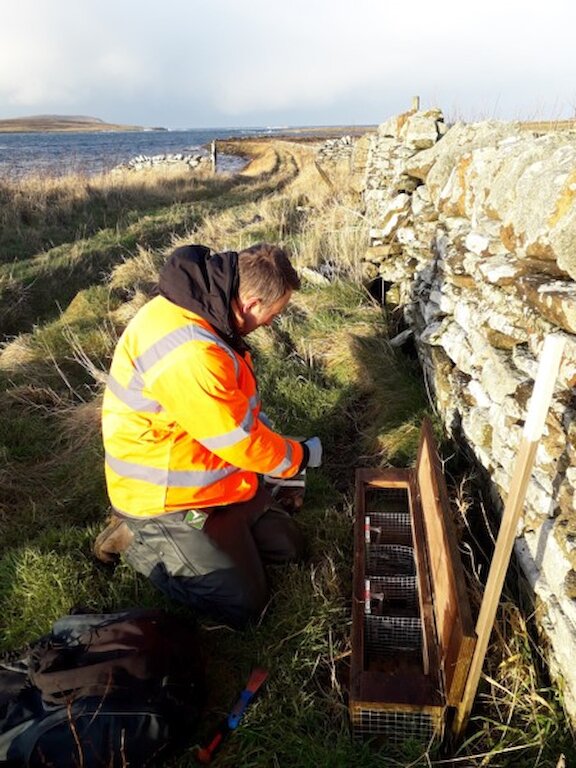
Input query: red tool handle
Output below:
<box><xmin>194</xmin><ymin>667</ymin><xmax>269</xmax><ymax>764</ymax></box>
<box><xmin>195</xmin><ymin>729</ymin><xmax>224</xmax><ymax>764</ymax></box>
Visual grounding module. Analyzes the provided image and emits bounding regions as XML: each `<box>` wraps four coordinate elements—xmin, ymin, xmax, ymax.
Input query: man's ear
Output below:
<box><xmin>242</xmin><ymin>296</ymin><xmax>262</xmax><ymax>313</ymax></box>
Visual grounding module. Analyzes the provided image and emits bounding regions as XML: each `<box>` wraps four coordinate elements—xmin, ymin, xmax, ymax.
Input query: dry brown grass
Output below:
<box><xmin>183</xmin><ymin>206</ymin><xmax>256</xmax><ymax>254</ymax></box>
<box><xmin>57</xmin><ymin>397</ymin><xmax>103</xmax><ymax>452</ymax></box>
<box><xmin>108</xmin><ymin>245</ymin><xmax>164</xmax><ymax>292</ymax></box>
<box><xmin>0</xmin><ymin>173</ymin><xmax>88</xmax><ymax>234</ymax></box>
<box><xmin>217</xmin><ymin>139</ymin><xmax>369</xmax><ymax>277</ymax></box>
<box><xmin>110</xmin><ymin>290</ymin><xmax>151</xmax><ymax>326</ymax></box>
<box><xmin>2</xmin><ymin>163</ymin><xmax>208</xmax><ymax>208</ymax></box>
<box><xmin>0</xmin><ymin>334</ymin><xmax>36</xmax><ymax>372</ymax></box>
<box><xmin>0</xmin><ymin>164</ymin><xmax>215</xmax><ymax>266</ymax></box>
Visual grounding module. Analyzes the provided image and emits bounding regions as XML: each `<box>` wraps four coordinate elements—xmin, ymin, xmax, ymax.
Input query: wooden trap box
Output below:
<box><xmin>349</xmin><ymin>419</ymin><xmax>476</xmax><ymax>744</ymax></box>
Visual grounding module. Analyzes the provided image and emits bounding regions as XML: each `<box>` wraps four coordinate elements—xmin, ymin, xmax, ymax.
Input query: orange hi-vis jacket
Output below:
<box><xmin>102</xmin><ymin>294</ymin><xmax>305</xmax><ymax>518</ymax></box>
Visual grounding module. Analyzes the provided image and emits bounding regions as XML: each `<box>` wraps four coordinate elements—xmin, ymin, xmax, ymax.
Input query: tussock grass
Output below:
<box><xmin>0</xmin><ymin>158</ymin><xmax>301</xmax><ymax>338</ymax></box>
<box><xmin>451</xmin><ymin>599</ymin><xmax>575</xmax><ymax>767</ymax></box>
<box><xmin>0</xmin><ymin>205</ymin><xmax>200</xmax><ymax>336</ymax></box>
<box><xmin>0</xmin><ymin>167</ymin><xmax>230</xmax><ymax>264</ymax></box>
<box><xmin>108</xmin><ymin>245</ymin><xmax>164</xmax><ymax>293</ymax></box>
<box><xmin>287</xmin><ymin>156</ymin><xmax>369</xmax><ymax>278</ymax></box>
<box><xmin>0</xmin><ymin>138</ymin><xmax>573</xmax><ymax>768</ymax></box>
<box><xmin>0</xmin><ymin>526</ymin><xmax>162</xmax><ymax>649</ymax></box>
<box><xmin>0</xmin><ymin>334</ymin><xmax>36</xmax><ymax>372</ymax></box>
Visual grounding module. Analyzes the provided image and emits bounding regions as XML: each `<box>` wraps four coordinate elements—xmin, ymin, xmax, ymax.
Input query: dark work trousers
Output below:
<box><xmin>121</xmin><ymin>486</ymin><xmax>305</xmax><ymax>629</ymax></box>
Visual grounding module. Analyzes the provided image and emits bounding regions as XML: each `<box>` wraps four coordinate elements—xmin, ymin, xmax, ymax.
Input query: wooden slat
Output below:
<box><xmin>349</xmin><ymin>470</ymin><xmax>368</xmax><ymax>706</ymax></box>
<box><xmin>354</xmin><ymin>467</ymin><xmax>412</xmax><ymax>488</ymax></box>
<box><xmin>453</xmin><ymin>331</ymin><xmax>565</xmax><ymax>735</ymax></box>
<box><xmin>416</xmin><ymin>419</ymin><xmax>476</xmax><ymax>706</ymax></box>
<box><xmin>453</xmin><ymin>441</ymin><xmax>539</xmax><ymax>734</ymax></box>
<box><xmin>409</xmin><ymin>472</ymin><xmax>439</xmax><ymax>680</ymax></box>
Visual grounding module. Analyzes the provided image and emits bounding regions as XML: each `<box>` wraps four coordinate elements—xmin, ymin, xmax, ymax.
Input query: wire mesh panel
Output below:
<box><xmin>367</xmin><ymin>575</ymin><xmax>418</xmax><ymax>611</ymax></box>
<box><xmin>366</xmin><ymin>512</ymin><xmax>412</xmax><ymax>545</ymax></box>
<box><xmin>365</xmin><ymin>615</ymin><xmax>422</xmax><ymax>654</ymax></box>
<box><xmin>351</xmin><ymin>706</ymin><xmax>443</xmax><ymax>744</ymax></box>
<box><xmin>366</xmin><ymin>543</ymin><xmax>415</xmax><ymax>576</ymax></box>
<box><xmin>365</xmin><ymin>487</ymin><xmax>410</xmax><ymax>514</ymax></box>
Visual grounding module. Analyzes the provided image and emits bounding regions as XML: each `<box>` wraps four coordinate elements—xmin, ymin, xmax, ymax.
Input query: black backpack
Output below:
<box><xmin>0</xmin><ymin>609</ymin><xmax>205</xmax><ymax>767</ymax></box>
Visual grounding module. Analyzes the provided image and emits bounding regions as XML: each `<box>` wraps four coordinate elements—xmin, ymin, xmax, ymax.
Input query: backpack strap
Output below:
<box><xmin>29</xmin><ymin>609</ymin><xmax>169</xmax><ymax>705</ymax></box>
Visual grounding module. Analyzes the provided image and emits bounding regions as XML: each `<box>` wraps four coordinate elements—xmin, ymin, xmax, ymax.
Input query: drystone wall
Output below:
<box><xmin>316</xmin><ymin>135</ymin><xmax>355</xmax><ymax>164</ymax></box>
<box><xmin>112</xmin><ymin>152</ymin><xmax>210</xmax><ymax>172</ymax></box>
<box><xmin>361</xmin><ymin>108</ymin><xmax>576</xmax><ymax>718</ymax></box>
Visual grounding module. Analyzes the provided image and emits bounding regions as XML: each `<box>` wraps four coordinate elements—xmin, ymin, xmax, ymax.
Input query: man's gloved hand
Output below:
<box><xmin>303</xmin><ymin>437</ymin><xmax>323</xmax><ymax>468</ymax></box>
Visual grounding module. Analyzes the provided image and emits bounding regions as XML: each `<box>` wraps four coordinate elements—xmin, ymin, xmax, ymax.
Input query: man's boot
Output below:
<box><xmin>94</xmin><ymin>516</ymin><xmax>134</xmax><ymax>564</ymax></box>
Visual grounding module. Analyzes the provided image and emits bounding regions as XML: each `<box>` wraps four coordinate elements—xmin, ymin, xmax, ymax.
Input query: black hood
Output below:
<box><xmin>158</xmin><ymin>244</ymin><xmax>246</xmax><ymax>351</ymax></box>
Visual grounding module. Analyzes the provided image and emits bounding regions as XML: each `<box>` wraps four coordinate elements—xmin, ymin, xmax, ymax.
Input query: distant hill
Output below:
<box><xmin>0</xmin><ymin>115</ymin><xmax>145</xmax><ymax>133</ymax></box>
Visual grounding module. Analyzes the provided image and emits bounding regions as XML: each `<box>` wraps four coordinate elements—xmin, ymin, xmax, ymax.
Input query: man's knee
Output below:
<box><xmin>252</xmin><ymin>510</ymin><xmax>306</xmax><ymax>564</ymax></box>
<box><xmin>149</xmin><ymin>563</ymin><xmax>268</xmax><ymax>629</ymax></box>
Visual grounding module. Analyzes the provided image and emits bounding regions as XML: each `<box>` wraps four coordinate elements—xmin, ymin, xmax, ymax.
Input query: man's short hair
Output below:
<box><xmin>237</xmin><ymin>243</ymin><xmax>301</xmax><ymax>306</ymax></box>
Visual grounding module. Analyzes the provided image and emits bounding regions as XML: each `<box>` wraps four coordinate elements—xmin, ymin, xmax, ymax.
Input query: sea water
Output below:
<box><xmin>0</xmin><ymin>127</ymin><xmax>279</xmax><ymax>179</ymax></box>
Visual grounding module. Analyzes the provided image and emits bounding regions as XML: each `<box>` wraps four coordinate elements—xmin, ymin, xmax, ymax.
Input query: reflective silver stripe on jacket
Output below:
<box><xmin>105</xmin><ymin>453</ymin><xmax>238</xmax><ymax>487</ymax></box>
<box><xmin>199</xmin><ymin>394</ymin><xmax>261</xmax><ymax>451</ymax></box>
<box><xmin>134</xmin><ymin>325</ymin><xmax>239</xmax><ymax>378</ymax></box>
<box><xmin>108</xmin><ymin>324</ymin><xmax>239</xmax><ymax>413</ymax></box>
<box><xmin>106</xmin><ymin>372</ymin><xmax>163</xmax><ymax>413</ymax></box>
<box><xmin>264</xmin><ymin>474</ymin><xmax>306</xmax><ymax>488</ymax></box>
<box><xmin>268</xmin><ymin>440</ymin><xmax>294</xmax><ymax>476</ymax></box>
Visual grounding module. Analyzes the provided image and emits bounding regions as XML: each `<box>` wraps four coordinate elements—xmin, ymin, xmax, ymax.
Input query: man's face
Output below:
<box><xmin>234</xmin><ymin>290</ymin><xmax>292</xmax><ymax>335</ymax></box>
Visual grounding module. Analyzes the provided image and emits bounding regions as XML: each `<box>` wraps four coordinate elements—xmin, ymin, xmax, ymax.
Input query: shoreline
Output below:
<box><xmin>0</xmin><ymin>117</ymin><xmax>377</xmax><ymax>138</ymax></box>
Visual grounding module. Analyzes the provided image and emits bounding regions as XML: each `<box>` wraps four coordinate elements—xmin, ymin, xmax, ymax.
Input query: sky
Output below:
<box><xmin>1</xmin><ymin>0</ymin><xmax>575</xmax><ymax>130</ymax></box>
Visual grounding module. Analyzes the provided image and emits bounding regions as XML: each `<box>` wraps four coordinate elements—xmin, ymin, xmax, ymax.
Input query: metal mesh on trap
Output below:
<box><xmin>367</xmin><ymin>575</ymin><xmax>418</xmax><ymax>607</ymax></box>
<box><xmin>366</xmin><ymin>543</ymin><xmax>415</xmax><ymax>576</ymax></box>
<box><xmin>366</xmin><ymin>511</ymin><xmax>412</xmax><ymax>545</ymax></box>
<box><xmin>365</xmin><ymin>487</ymin><xmax>410</xmax><ymax>513</ymax></box>
<box><xmin>365</xmin><ymin>614</ymin><xmax>422</xmax><ymax>654</ymax></box>
<box><xmin>351</xmin><ymin>706</ymin><xmax>442</xmax><ymax>744</ymax></box>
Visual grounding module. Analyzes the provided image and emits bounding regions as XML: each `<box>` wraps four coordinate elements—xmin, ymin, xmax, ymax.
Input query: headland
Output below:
<box><xmin>0</xmin><ymin>115</ymin><xmax>146</xmax><ymax>133</ymax></box>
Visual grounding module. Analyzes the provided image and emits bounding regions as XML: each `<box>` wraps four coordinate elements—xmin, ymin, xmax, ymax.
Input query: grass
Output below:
<box><xmin>0</xmin><ymin>168</ymin><xmax>233</xmax><ymax>263</ymax></box>
<box><xmin>0</xmin><ymin>156</ymin><xmax>303</xmax><ymax>336</ymax></box>
<box><xmin>0</xmin><ymin>141</ymin><xmax>574</xmax><ymax>767</ymax></box>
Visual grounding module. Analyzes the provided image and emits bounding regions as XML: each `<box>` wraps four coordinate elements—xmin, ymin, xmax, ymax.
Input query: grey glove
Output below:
<box><xmin>304</xmin><ymin>437</ymin><xmax>322</xmax><ymax>468</ymax></box>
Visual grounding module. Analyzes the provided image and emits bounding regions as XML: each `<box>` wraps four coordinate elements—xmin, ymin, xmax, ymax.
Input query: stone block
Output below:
<box><xmin>517</xmin><ymin>276</ymin><xmax>576</xmax><ymax>333</ymax></box>
<box><xmin>364</xmin><ymin>244</ymin><xmax>403</xmax><ymax>261</ymax></box>
<box><xmin>480</xmin><ymin>348</ymin><xmax>528</xmax><ymax>404</ymax></box>
<box><xmin>401</xmin><ymin>111</ymin><xmax>444</xmax><ymax>150</ymax></box>
<box><xmin>464</xmin><ymin>231</ymin><xmax>491</xmax><ymax>256</ymax></box>
<box><xmin>462</xmin><ymin>407</ymin><xmax>493</xmax><ymax>450</ymax></box>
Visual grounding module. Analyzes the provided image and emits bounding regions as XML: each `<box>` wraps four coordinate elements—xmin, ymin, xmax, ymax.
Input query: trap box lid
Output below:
<box><xmin>415</xmin><ymin>418</ymin><xmax>476</xmax><ymax>706</ymax></box>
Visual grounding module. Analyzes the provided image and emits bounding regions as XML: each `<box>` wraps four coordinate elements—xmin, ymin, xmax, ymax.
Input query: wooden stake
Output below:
<box><xmin>452</xmin><ymin>334</ymin><xmax>566</xmax><ymax>736</ymax></box>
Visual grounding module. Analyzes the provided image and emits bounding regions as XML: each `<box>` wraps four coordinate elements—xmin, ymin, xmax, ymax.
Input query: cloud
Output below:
<box><xmin>0</xmin><ymin>0</ymin><xmax>575</xmax><ymax>125</ymax></box>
